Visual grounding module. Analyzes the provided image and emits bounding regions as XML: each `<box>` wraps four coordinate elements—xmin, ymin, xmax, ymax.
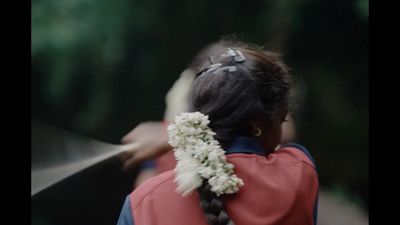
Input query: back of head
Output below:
<box><xmin>180</xmin><ymin>40</ymin><xmax>295</xmax><ymax>225</ymax></box>
<box><xmin>190</xmin><ymin>41</ymin><xmax>292</xmax><ymax>148</ymax></box>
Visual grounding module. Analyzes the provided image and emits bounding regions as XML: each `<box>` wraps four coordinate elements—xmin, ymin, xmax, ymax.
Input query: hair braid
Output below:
<box><xmin>197</xmin><ymin>182</ymin><xmax>234</xmax><ymax>225</ymax></box>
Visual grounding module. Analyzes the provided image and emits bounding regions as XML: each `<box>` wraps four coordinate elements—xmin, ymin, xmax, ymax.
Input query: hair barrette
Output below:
<box><xmin>220</xmin><ymin>48</ymin><xmax>246</xmax><ymax>63</ymax></box>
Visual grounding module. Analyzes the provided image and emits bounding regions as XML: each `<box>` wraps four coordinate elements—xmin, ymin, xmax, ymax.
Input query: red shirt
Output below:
<box><xmin>118</xmin><ymin>137</ymin><xmax>318</xmax><ymax>225</ymax></box>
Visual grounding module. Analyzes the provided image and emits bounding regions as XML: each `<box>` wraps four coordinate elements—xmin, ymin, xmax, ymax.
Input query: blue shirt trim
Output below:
<box><xmin>116</xmin><ymin>196</ymin><xmax>135</xmax><ymax>225</ymax></box>
<box><xmin>225</xmin><ymin>136</ymin><xmax>266</xmax><ymax>156</ymax></box>
<box><xmin>281</xmin><ymin>143</ymin><xmax>317</xmax><ymax>170</ymax></box>
<box><xmin>140</xmin><ymin>160</ymin><xmax>156</xmax><ymax>170</ymax></box>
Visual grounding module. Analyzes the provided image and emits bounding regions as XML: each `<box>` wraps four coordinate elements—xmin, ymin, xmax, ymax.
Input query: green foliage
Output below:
<box><xmin>356</xmin><ymin>0</ymin><xmax>369</xmax><ymax>19</ymax></box>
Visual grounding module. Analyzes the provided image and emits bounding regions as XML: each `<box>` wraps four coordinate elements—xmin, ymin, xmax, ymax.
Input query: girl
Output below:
<box><xmin>117</xmin><ymin>41</ymin><xmax>318</xmax><ymax>225</ymax></box>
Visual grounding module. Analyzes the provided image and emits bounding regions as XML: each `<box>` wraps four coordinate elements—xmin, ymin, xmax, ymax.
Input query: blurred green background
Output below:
<box><xmin>32</xmin><ymin>0</ymin><xmax>368</xmax><ymax>211</ymax></box>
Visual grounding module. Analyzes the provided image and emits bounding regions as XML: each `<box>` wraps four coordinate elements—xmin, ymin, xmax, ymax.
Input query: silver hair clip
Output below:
<box><xmin>196</xmin><ymin>63</ymin><xmax>222</xmax><ymax>77</ymax></box>
<box><xmin>205</xmin><ymin>63</ymin><xmax>223</xmax><ymax>73</ymax></box>
<box><xmin>197</xmin><ymin>63</ymin><xmax>237</xmax><ymax>77</ymax></box>
<box><xmin>233</xmin><ymin>50</ymin><xmax>245</xmax><ymax>62</ymax></box>
<box><xmin>197</xmin><ymin>49</ymin><xmax>244</xmax><ymax>77</ymax></box>
<box><xmin>220</xmin><ymin>48</ymin><xmax>246</xmax><ymax>62</ymax></box>
<box><xmin>213</xmin><ymin>66</ymin><xmax>237</xmax><ymax>74</ymax></box>
<box><xmin>208</xmin><ymin>56</ymin><xmax>215</xmax><ymax>64</ymax></box>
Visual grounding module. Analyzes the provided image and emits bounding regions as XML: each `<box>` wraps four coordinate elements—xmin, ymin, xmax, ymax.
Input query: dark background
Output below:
<box><xmin>32</xmin><ymin>0</ymin><xmax>368</xmax><ymax>214</ymax></box>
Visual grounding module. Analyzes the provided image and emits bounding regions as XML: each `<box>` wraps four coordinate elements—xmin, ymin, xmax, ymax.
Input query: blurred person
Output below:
<box><xmin>119</xmin><ymin>42</ymin><xmax>228</xmax><ymax>187</ymax></box>
<box><xmin>117</xmin><ymin>41</ymin><xmax>318</xmax><ymax>225</ymax></box>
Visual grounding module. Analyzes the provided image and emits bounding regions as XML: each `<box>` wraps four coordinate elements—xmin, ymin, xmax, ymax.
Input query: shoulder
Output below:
<box><xmin>130</xmin><ymin>170</ymin><xmax>176</xmax><ymax>210</ymax></box>
<box><xmin>275</xmin><ymin>143</ymin><xmax>317</xmax><ymax>170</ymax></box>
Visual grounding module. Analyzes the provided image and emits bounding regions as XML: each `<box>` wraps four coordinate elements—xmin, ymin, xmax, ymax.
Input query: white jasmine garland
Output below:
<box><xmin>167</xmin><ymin>112</ymin><xmax>244</xmax><ymax>196</ymax></box>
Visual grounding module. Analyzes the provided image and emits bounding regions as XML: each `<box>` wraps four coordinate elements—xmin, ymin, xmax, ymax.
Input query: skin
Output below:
<box><xmin>251</xmin><ymin>109</ymin><xmax>289</xmax><ymax>154</ymax></box>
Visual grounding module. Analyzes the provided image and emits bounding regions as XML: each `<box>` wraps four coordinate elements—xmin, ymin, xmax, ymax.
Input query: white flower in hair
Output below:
<box><xmin>168</xmin><ymin>112</ymin><xmax>244</xmax><ymax>196</ymax></box>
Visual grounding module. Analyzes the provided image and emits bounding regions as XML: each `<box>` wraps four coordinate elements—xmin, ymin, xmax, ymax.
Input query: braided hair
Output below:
<box><xmin>198</xmin><ymin>182</ymin><xmax>234</xmax><ymax>225</ymax></box>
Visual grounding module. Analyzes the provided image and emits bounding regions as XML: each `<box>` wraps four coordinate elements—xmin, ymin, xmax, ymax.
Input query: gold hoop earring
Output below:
<box><xmin>252</xmin><ymin>127</ymin><xmax>262</xmax><ymax>136</ymax></box>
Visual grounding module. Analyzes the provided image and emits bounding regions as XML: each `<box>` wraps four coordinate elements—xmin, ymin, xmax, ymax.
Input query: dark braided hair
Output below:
<box><xmin>190</xmin><ymin>41</ymin><xmax>293</xmax><ymax>225</ymax></box>
<box><xmin>198</xmin><ymin>182</ymin><xmax>233</xmax><ymax>225</ymax></box>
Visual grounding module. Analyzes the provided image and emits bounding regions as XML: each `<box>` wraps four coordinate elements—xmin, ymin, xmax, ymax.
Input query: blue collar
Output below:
<box><xmin>225</xmin><ymin>136</ymin><xmax>266</xmax><ymax>156</ymax></box>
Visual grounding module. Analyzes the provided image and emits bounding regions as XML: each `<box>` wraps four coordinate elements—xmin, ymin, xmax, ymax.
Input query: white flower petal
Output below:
<box><xmin>168</xmin><ymin>112</ymin><xmax>244</xmax><ymax>196</ymax></box>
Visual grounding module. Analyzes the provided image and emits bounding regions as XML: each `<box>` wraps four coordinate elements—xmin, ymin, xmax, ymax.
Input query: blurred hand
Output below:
<box><xmin>119</xmin><ymin>121</ymin><xmax>170</xmax><ymax>172</ymax></box>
